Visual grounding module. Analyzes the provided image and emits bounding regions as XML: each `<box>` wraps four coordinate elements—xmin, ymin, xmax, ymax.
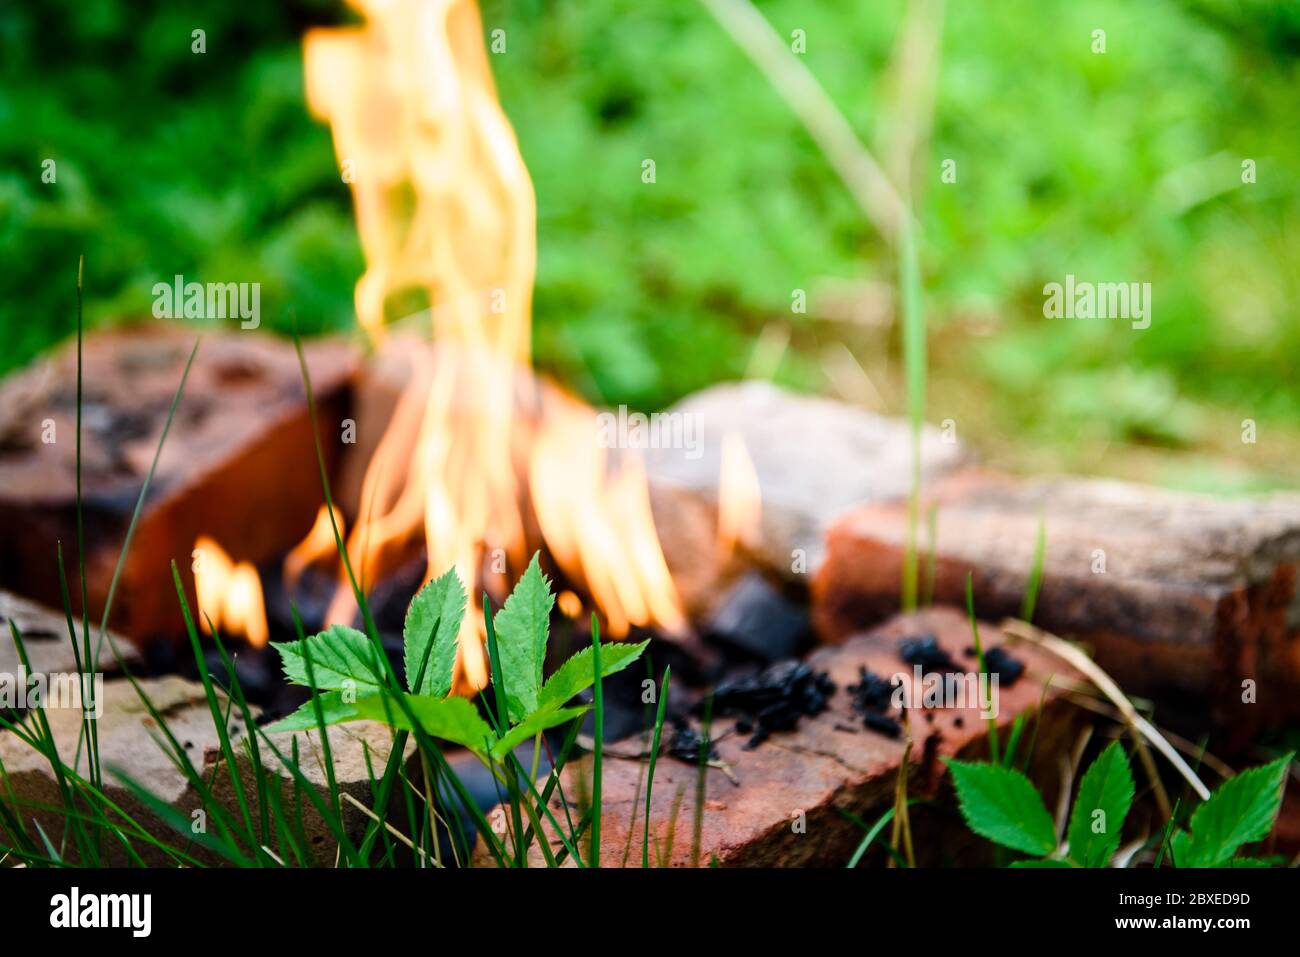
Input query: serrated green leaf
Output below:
<box><xmin>1067</xmin><ymin>741</ymin><xmax>1134</xmax><ymax>867</ymax></box>
<box><xmin>273</xmin><ymin>625</ymin><xmax>387</xmax><ymax>692</ymax></box>
<box><xmin>403</xmin><ymin>566</ymin><xmax>466</xmax><ymax>697</ymax></box>
<box><xmin>538</xmin><ymin>639</ymin><xmax>649</xmax><ymax>713</ymax></box>
<box><xmin>1183</xmin><ymin>754</ymin><xmax>1292</xmax><ymax>866</ymax></box>
<box><xmin>352</xmin><ymin>693</ymin><xmax>496</xmax><ymax>755</ymax></box>
<box><xmin>947</xmin><ymin>758</ymin><xmax>1058</xmax><ymax>857</ymax></box>
<box><xmin>263</xmin><ymin>692</ymin><xmax>361</xmax><ymax>734</ymax></box>
<box><xmin>490</xmin><ymin>705</ymin><xmax>589</xmax><ymax>760</ymax></box>
<box><xmin>491</xmin><ymin>553</ymin><xmax>554</xmax><ymax>723</ymax></box>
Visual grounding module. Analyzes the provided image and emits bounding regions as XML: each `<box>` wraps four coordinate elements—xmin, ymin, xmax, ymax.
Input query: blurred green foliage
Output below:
<box><xmin>0</xmin><ymin>0</ymin><xmax>361</xmax><ymax>365</ymax></box>
<box><xmin>2</xmin><ymin>0</ymin><xmax>1297</xmax><ymax>480</ymax></box>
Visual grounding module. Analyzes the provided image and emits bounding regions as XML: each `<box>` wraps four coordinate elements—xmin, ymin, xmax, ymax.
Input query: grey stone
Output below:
<box><xmin>0</xmin><ymin>673</ymin><xmax>409</xmax><ymax>864</ymax></box>
<box><xmin>0</xmin><ymin>676</ymin><xmax>239</xmax><ymax>862</ymax></box>
<box><xmin>645</xmin><ymin>381</ymin><xmax>964</xmax><ymax>614</ymax></box>
<box><xmin>0</xmin><ymin>589</ymin><xmax>140</xmax><ymax>680</ymax></box>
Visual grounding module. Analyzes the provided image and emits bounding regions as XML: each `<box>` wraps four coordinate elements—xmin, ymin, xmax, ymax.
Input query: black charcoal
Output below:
<box><xmin>898</xmin><ymin>633</ymin><xmax>960</xmax><ymax>673</ymax></box>
<box><xmin>700</xmin><ymin>659</ymin><xmax>836</xmax><ymax>750</ymax></box>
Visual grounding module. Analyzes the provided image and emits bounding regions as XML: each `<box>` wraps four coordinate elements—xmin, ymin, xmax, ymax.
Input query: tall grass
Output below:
<box><xmin>898</xmin><ymin>216</ymin><xmax>926</xmax><ymax>613</ymax></box>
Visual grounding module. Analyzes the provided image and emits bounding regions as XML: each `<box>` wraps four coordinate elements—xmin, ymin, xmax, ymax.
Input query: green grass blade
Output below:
<box><xmin>620</xmin><ymin>657</ymin><xmax>656</xmax><ymax>867</ymax></box>
<box><xmin>5</xmin><ymin>621</ymin><xmax>92</xmax><ymax>861</ymax></box>
<box><xmin>290</xmin><ymin>606</ymin><xmax>343</xmax><ymax>830</ymax></box>
<box><xmin>899</xmin><ymin>215</ymin><xmax>926</xmax><ymax>613</ymax></box>
<box><xmin>965</xmin><ymin>573</ymin><xmax>999</xmax><ymax>765</ymax></box>
<box><xmin>516</xmin><ymin>716</ymin><xmax>583</xmax><ymax>859</ymax></box>
<box><xmin>921</xmin><ymin>503</ymin><xmax>938</xmax><ymax>608</ymax></box>
<box><xmin>1020</xmin><ymin>511</ymin><xmax>1046</xmax><ymax>623</ymax></box>
<box><xmin>643</xmin><ymin>665</ymin><xmax>671</xmax><ymax>868</ymax></box>
<box><xmin>589</xmin><ymin>615</ymin><xmax>603</xmax><ymax>868</ymax></box>
<box><xmin>92</xmin><ymin>337</ymin><xmax>202</xmax><ymax>668</ymax></box>
<box><xmin>205</xmin><ymin>628</ymin><xmax>272</xmax><ymax>849</ymax></box>
<box><xmin>72</xmin><ymin>257</ymin><xmax>98</xmax><ymax>799</ymax></box>
<box><xmin>483</xmin><ymin>594</ymin><xmax>524</xmax><ymax>865</ymax></box>
<box><xmin>845</xmin><ymin>805</ymin><xmax>900</xmax><ymax>868</ymax></box>
<box><xmin>691</xmin><ymin>693</ymin><xmax>712</xmax><ymax>867</ymax></box>
<box><xmin>171</xmin><ymin>563</ymin><xmax>259</xmax><ymax>853</ymax></box>
<box><xmin>291</xmin><ymin>329</ymin><xmax>383</xmax><ymax>648</ymax></box>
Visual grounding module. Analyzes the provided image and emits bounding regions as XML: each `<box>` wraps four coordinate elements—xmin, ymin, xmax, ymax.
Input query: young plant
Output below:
<box><xmin>267</xmin><ymin>553</ymin><xmax>646</xmax><ymax>770</ymax></box>
<box><xmin>947</xmin><ymin>742</ymin><xmax>1293</xmax><ymax>867</ymax></box>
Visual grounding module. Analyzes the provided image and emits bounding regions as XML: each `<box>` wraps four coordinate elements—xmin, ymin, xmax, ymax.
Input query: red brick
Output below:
<box><xmin>488</xmin><ymin>608</ymin><xmax>1078</xmax><ymax>867</ymax></box>
<box><xmin>813</xmin><ymin>468</ymin><xmax>1300</xmax><ymax>738</ymax></box>
<box><xmin>0</xmin><ymin>324</ymin><xmax>357</xmax><ymax>643</ymax></box>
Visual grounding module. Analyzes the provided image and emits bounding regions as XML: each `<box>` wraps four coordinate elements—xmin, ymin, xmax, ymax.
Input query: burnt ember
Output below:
<box><xmin>898</xmin><ymin>634</ymin><xmax>960</xmax><ymax>673</ymax></box>
<box><xmin>846</xmin><ymin>665</ymin><xmax>895</xmax><ymax>713</ymax></box>
<box><xmin>862</xmin><ymin>711</ymin><xmax>902</xmax><ymax>739</ymax></box>
<box><xmin>966</xmin><ymin>645</ymin><xmax>1026</xmax><ymax>687</ymax></box>
<box><xmin>667</xmin><ymin>718</ymin><xmax>718</xmax><ymax>762</ymax></box>
<box><xmin>700</xmin><ymin>659</ymin><xmax>836</xmax><ymax>750</ymax></box>
<box><xmin>846</xmin><ymin>665</ymin><xmax>903</xmax><ymax>738</ymax></box>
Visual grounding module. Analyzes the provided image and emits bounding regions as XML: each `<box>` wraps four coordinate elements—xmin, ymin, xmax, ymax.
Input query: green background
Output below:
<box><xmin>2</xmin><ymin>0</ymin><xmax>1297</xmax><ymax>489</ymax></box>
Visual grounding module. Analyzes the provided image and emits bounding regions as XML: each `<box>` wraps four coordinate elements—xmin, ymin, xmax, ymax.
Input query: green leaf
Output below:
<box><xmin>1009</xmin><ymin>859</ymin><xmax>1074</xmax><ymax>868</ymax></box>
<box><xmin>1067</xmin><ymin>741</ymin><xmax>1134</xmax><ymax>867</ymax></box>
<box><xmin>947</xmin><ymin>759</ymin><xmax>1058</xmax><ymax>857</ymax></box>
<box><xmin>263</xmin><ymin>692</ymin><xmax>361</xmax><ymax>734</ymax></box>
<box><xmin>538</xmin><ymin>639</ymin><xmax>649</xmax><ymax>713</ymax></box>
<box><xmin>352</xmin><ymin>693</ymin><xmax>496</xmax><ymax>755</ymax></box>
<box><xmin>1182</xmin><ymin>754</ymin><xmax>1292</xmax><ymax>867</ymax></box>
<box><xmin>490</xmin><ymin>705</ymin><xmax>590</xmax><ymax>760</ymax></box>
<box><xmin>403</xmin><ymin>566</ymin><xmax>467</xmax><ymax>698</ymax></box>
<box><xmin>491</xmin><ymin>554</ymin><xmax>554</xmax><ymax>723</ymax></box>
<box><xmin>1224</xmin><ymin>856</ymin><xmax>1280</xmax><ymax>868</ymax></box>
<box><xmin>273</xmin><ymin>625</ymin><xmax>387</xmax><ymax>693</ymax></box>
<box><xmin>1168</xmin><ymin>829</ymin><xmax>1193</xmax><ymax>868</ymax></box>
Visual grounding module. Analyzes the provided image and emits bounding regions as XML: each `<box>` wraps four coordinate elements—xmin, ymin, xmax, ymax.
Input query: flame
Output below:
<box><xmin>194</xmin><ymin>536</ymin><xmax>269</xmax><ymax>648</ymax></box>
<box><xmin>717</xmin><ymin>430</ymin><xmax>762</xmax><ymax>559</ymax></box>
<box><xmin>528</xmin><ymin>393</ymin><xmax>687</xmax><ymax>638</ymax></box>
<box><xmin>302</xmin><ymin>0</ymin><xmax>686</xmax><ymax>691</ymax></box>
<box><xmin>283</xmin><ymin>505</ymin><xmax>346</xmax><ymax>587</ymax></box>
<box><xmin>556</xmin><ymin>590</ymin><xmax>583</xmax><ymax>619</ymax></box>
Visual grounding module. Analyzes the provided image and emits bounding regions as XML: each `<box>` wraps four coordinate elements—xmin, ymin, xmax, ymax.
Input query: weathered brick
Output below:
<box><xmin>0</xmin><ymin>324</ymin><xmax>356</xmax><ymax>643</ymax></box>
<box><xmin>486</xmin><ymin>608</ymin><xmax>1077</xmax><ymax>867</ymax></box>
<box><xmin>813</xmin><ymin>468</ymin><xmax>1300</xmax><ymax>737</ymax></box>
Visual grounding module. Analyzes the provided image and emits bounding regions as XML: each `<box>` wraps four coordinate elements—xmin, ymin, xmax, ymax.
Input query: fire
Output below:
<box><xmin>193</xmin><ymin>536</ymin><xmax>269</xmax><ymax>648</ymax></box>
<box><xmin>528</xmin><ymin>392</ymin><xmax>687</xmax><ymax>638</ymax></box>
<box><xmin>283</xmin><ymin>505</ymin><xmax>346</xmax><ymax>587</ymax></box>
<box><xmin>301</xmin><ymin>0</ymin><xmax>688</xmax><ymax>691</ymax></box>
<box><xmin>717</xmin><ymin>429</ymin><xmax>763</xmax><ymax>559</ymax></box>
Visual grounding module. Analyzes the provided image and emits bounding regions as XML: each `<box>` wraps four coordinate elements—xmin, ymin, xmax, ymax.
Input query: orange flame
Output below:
<box><xmin>283</xmin><ymin>504</ymin><xmax>346</xmax><ymax>587</ymax></box>
<box><xmin>302</xmin><ymin>0</ymin><xmax>686</xmax><ymax>691</ymax></box>
<box><xmin>717</xmin><ymin>429</ymin><xmax>762</xmax><ymax>559</ymax></box>
<box><xmin>193</xmin><ymin>536</ymin><xmax>269</xmax><ymax>647</ymax></box>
